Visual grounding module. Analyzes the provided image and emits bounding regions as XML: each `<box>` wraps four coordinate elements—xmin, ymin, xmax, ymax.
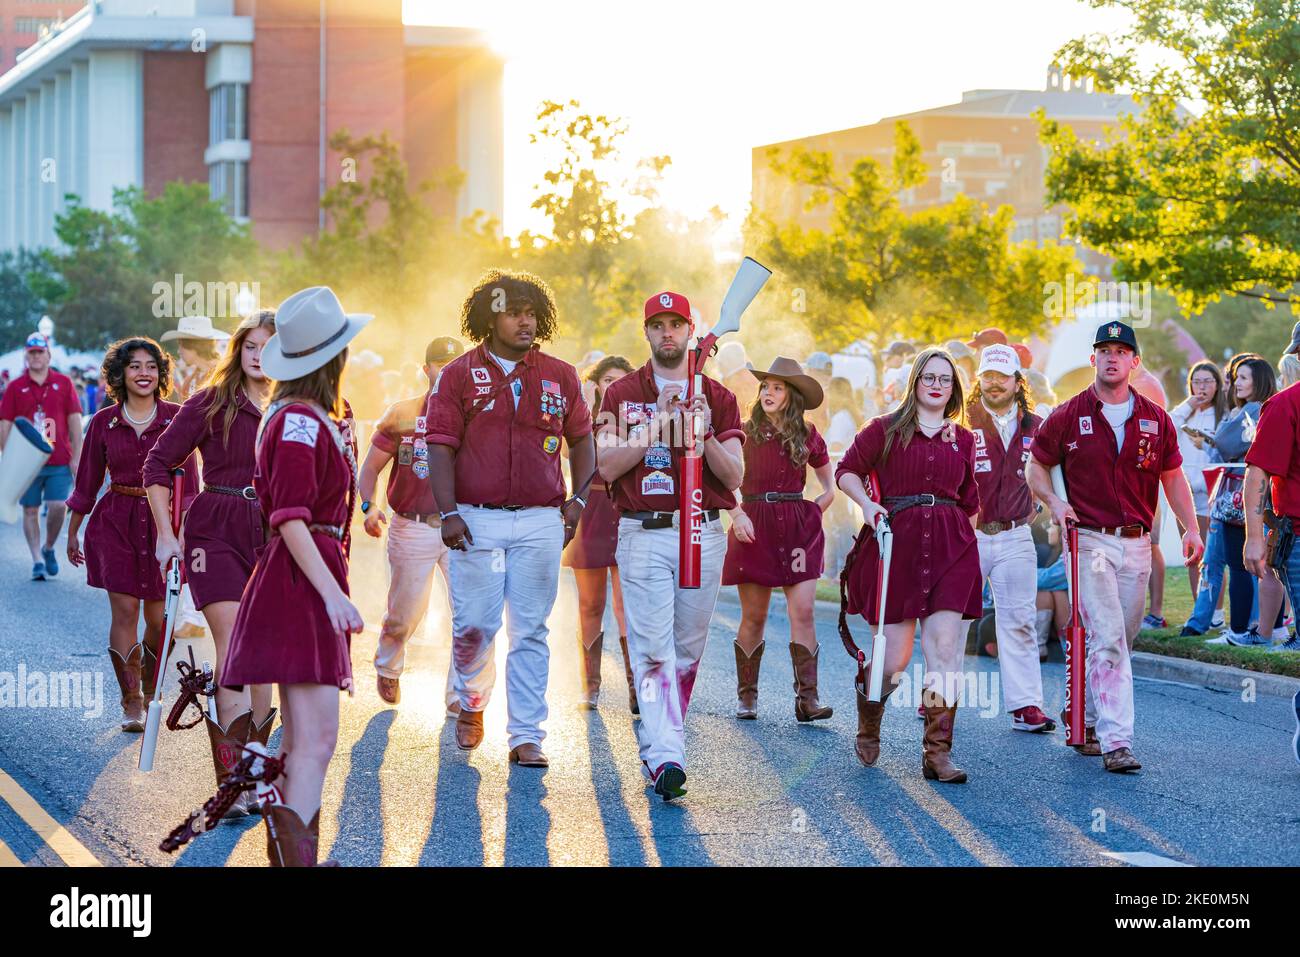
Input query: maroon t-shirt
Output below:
<box><xmin>423</xmin><ymin>343</ymin><xmax>592</xmax><ymax>507</ymax></box>
<box><xmin>965</xmin><ymin>400</ymin><xmax>1042</xmax><ymax>525</ymax></box>
<box><xmin>598</xmin><ymin>361</ymin><xmax>745</xmax><ymax>514</ymax></box>
<box><xmin>1245</xmin><ymin>382</ymin><xmax>1300</xmax><ymax>519</ymax></box>
<box><xmin>1030</xmin><ymin>384</ymin><xmax>1181</xmax><ymax>531</ymax></box>
<box><xmin>0</xmin><ymin>369</ymin><xmax>81</xmax><ymax>466</ymax></box>
<box><xmin>369</xmin><ymin>392</ymin><xmax>436</xmax><ymax>515</ymax></box>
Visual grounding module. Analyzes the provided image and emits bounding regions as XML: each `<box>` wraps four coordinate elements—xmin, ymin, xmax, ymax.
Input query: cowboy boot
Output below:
<box><xmin>245</xmin><ymin>708</ymin><xmax>278</xmax><ymax>815</ymax></box>
<box><xmin>734</xmin><ymin>640</ymin><xmax>764</xmax><ymax>719</ymax></box>
<box><xmin>108</xmin><ymin>646</ymin><xmax>146</xmax><ymax>732</ymax></box>
<box><xmin>790</xmin><ymin>643</ymin><xmax>833</xmax><ymax>722</ymax></box>
<box><xmin>308</xmin><ymin>810</ymin><xmax>339</xmax><ymax>866</ymax></box>
<box><xmin>265</xmin><ymin>805</ymin><xmax>325</xmax><ymax>867</ymax></box>
<box><xmin>205</xmin><ymin>710</ymin><xmax>254</xmax><ymax>818</ymax></box>
<box><xmin>619</xmin><ymin>635</ymin><xmax>639</xmax><ymax>716</ymax></box>
<box><xmin>139</xmin><ymin>631</ymin><xmax>163</xmax><ymax>699</ymax></box>
<box><xmin>854</xmin><ymin>671</ymin><xmax>898</xmax><ymax>766</ymax></box>
<box><xmin>921</xmin><ymin>690</ymin><xmax>968</xmax><ymax>783</ymax></box>
<box><xmin>579</xmin><ymin>631</ymin><xmax>603</xmax><ymax>710</ymax></box>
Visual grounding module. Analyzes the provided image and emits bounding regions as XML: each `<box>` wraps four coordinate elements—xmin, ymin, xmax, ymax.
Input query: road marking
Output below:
<box><xmin>0</xmin><ymin>837</ymin><xmax>20</xmax><ymax>867</ymax></box>
<box><xmin>0</xmin><ymin>767</ymin><xmax>101</xmax><ymax>867</ymax></box>
<box><xmin>1102</xmin><ymin>851</ymin><xmax>1191</xmax><ymax>867</ymax></box>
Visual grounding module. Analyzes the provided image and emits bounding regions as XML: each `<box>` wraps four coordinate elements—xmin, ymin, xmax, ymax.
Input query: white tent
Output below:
<box><xmin>0</xmin><ymin>344</ymin><xmax>104</xmax><ymax>378</ymax></box>
<box><xmin>829</xmin><ymin>339</ymin><xmax>877</xmax><ymax>391</ymax></box>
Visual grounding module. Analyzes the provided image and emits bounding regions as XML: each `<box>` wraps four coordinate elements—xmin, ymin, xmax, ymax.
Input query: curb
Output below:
<box><xmin>1131</xmin><ymin>651</ymin><xmax>1300</xmax><ymax>700</ymax></box>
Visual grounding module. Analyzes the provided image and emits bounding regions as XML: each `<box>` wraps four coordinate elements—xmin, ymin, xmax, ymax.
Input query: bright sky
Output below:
<box><xmin>403</xmin><ymin>0</ymin><xmax>1134</xmax><ymax>239</ymax></box>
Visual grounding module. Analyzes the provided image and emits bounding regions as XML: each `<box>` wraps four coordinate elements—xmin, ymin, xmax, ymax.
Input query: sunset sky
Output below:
<box><xmin>404</xmin><ymin>0</ymin><xmax>1135</xmax><ymax>239</ymax></box>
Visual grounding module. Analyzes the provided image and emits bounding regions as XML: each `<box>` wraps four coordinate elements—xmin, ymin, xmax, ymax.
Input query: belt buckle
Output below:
<box><xmin>920</xmin><ymin>493</ymin><xmax>936</xmax><ymax>507</ymax></box>
<box><xmin>240</xmin><ymin>486</ymin><xmax>257</xmax><ymax>501</ymax></box>
<box><xmin>764</xmin><ymin>492</ymin><xmax>779</xmax><ymax>503</ymax></box>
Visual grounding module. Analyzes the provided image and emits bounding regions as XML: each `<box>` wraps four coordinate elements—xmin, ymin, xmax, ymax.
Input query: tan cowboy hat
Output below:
<box><xmin>259</xmin><ymin>286</ymin><xmax>372</xmax><ymax>380</ymax></box>
<box><xmin>160</xmin><ymin>315</ymin><xmax>231</xmax><ymax>343</ymax></box>
<box><xmin>748</xmin><ymin>356</ymin><xmax>824</xmax><ymax>410</ymax></box>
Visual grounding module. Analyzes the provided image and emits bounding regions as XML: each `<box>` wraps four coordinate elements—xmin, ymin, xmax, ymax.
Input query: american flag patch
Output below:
<box><xmin>541</xmin><ymin>379</ymin><xmax>561</xmax><ymax>395</ymax></box>
<box><xmin>1023</xmin><ymin>436</ymin><xmax>1032</xmax><ymax>448</ymax></box>
<box><xmin>282</xmin><ymin>412</ymin><xmax>319</xmax><ymax>447</ymax></box>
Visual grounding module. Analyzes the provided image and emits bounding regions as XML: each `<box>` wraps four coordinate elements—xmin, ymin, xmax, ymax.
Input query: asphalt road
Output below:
<box><xmin>1</xmin><ymin>518</ymin><xmax>1297</xmax><ymax>867</ymax></box>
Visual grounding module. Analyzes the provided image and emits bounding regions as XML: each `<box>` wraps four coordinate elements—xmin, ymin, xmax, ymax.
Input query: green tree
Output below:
<box><xmin>0</xmin><ymin>249</ymin><xmax>53</xmax><ymax>350</ymax></box>
<box><xmin>752</xmin><ymin>122</ymin><xmax>1085</xmax><ymax>355</ymax></box>
<box><xmin>1043</xmin><ymin>0</ymin><xmax>1300</xmax><ymax>312</ymax></box>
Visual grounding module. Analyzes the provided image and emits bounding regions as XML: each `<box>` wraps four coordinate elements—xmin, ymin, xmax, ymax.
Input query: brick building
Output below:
<box><xmin>0</xmin><ymin>0</ymin><xmax>504</xmax><ymax>252</ymax></box>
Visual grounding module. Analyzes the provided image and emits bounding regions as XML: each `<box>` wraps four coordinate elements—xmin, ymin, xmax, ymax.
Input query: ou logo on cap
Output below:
<box><xmin>659</xmin><ymin>293</ymin><xmax>674</xmax><ymax>309</ymax></box>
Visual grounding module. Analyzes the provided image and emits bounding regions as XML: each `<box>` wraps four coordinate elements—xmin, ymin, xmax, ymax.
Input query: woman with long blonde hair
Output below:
<box><xmin>143</xmin><ymin>310</ymin><xmax>277</xmax><ymax>817</ymax></box>
<box><xmin>835</xmin><ymin>347</ymin><xmax>982</xmax><ymax>782</ymax></box>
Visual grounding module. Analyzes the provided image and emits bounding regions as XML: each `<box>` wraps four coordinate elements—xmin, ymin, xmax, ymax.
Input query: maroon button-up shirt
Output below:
<box><xmin>1030</xmin><ymin>384</ymin><xmax>1181</xmax><ymax>531</ymax></box>
<box><xmin>0</xmin><ymin>369</ymin><xmax>81</xmax><ymax>466</ymax></box>
<box><xmin>370</xmin><ymin>392</ymin><xmax>437</xmax><ymax>515</ymax></box>
<box><xmin>423</xmin><ymin>343</ymin><xmax>591</xmax><ymax>508</ymax></box>
<box><xmin>965</xmin><ymin>400</ymin><xmax>1042</xmax><ymax>525</ymax></box>
<box><xmin>1245</xmin><ymin>382</ymin><xmax>1300</xmax><ymax>519</ymax></box>
<box><xmin>599</xmin><ymin>360</ymin><xmax>745</xmax><ymax>514</ymax></box>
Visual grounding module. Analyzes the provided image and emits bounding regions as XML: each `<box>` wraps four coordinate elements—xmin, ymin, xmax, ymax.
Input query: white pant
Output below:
<box><xmin>1068</xmin><ymin>529</ymin><xmax>1151</xmax><ymax>752</ymax></box>
<box><xmin>375</xmin><ymin>513</ymin><xmax>457</xmax><ymax>710</ymax></box>
<box><xmin>449</xmin><ymin>505</ymin><xmax>564</xmax><ymax>750</ymax></box>
<box><xmin>976</xmin><ymin>524</ymin><xmax>1043</xmax><ymax>713</ymax></box>
<box><xmin>616</xmin><ymin>514</ymin><xmax>728</xmax><ymax>776</ymax></box>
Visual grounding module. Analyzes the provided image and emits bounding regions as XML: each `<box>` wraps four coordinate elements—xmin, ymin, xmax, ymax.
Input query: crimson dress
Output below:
<box><xmin>222</xmin><ymin>403</ymin><xmax>356</xmax><ymax>690</ymax></box>
<box><xmin>67</xmin><ymin>402</ymin><xmax>196</xmax><ymax>600</ymax></box>
<box><xmin>722</xmin><ymin>424</ymin><xmax>830</xmax><ymax>586</ymax></box>
<box><xmin>562</xmin><ymin>482</ymin><xmax>619</xmax><ymax>569</ymax></box>
<box><xmin>143</xmin><ymin>388</ymin><xmax>265</xmax><ymax>609</ymax></box>
<box><xmin>835</xmin><ymin>415</ymin><xmax>982</xmax><ymax>622</ymax></box>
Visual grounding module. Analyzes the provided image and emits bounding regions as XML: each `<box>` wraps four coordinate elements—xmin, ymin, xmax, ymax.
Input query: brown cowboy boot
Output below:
<box><xmin>734</xmin><ymin>640</ymin><xmax>764</xmax><ymax>719</ymax></box>
<box><xmin>790</xmin><ymin>643</ymin><xmax>833</xmax><ymax>722</ymax></box>
<box><xmin>205</xmin><ymin>710</ymin><xmax>254</xmax><ymax>818</ymax></box>
<box><xmin>245</xmin><ymin>708</ymin><xmax>278</xmax><ymax>815</ymax></box>
<box><xmin>140</xmin><ymin>632</ymin><xmax>163</xmax><ymax>699</ymax></box>
<box><xmin>579</xmin><ymin>631</ymin><xmax>603</xmax><ymax>710</ymax></box>
<box><xmin>921</xmin><ymin>691</ymin><xmax>967</xmax><ymax>783</ymax></box>
<box><xmin>108</xmin><ymin>646</ymin><xmax>146</xmax><ymax>732</ymax></box>
<box><xmin>265</xmin><ymin>805</ymin><xmax>336</xmax><ymax>867</ymax></box>
<box><xmin>619</xmin><ymin>635</ymin><xmax>639</xmax><ymax>716</ymax></box>
<box><xmin>854</xmin><ymin>671</ymin><xmax>898</xmax><ymax>766</ymax></box>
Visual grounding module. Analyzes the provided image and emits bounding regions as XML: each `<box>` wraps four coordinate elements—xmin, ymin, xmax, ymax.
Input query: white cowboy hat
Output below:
<box><xmin>259</xmin><ymin>286</ymin><xmax>372</xmax><ymax>380</ymax></box>
<box><xmin>159</xmin><ymin>315</ymin><xmax>231</xmax><ymax>343</ymax></box>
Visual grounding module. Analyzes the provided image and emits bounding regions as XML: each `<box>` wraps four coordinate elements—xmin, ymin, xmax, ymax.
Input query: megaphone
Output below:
<box><xmin>0</xmin><ymin>417</ymin><xmax>53</xmax><ymax>524</ymax></box>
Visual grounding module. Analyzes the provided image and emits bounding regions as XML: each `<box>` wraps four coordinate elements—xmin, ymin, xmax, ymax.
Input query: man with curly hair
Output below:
<box><xmin>424</xmin><ymin>270</ymin><xmax>595</xmax><ymax>768</ymax></box>
<box><xmin>0</xmin><ymin>333</ymin><xmax>84</xmax><ymax>580</ymax></box>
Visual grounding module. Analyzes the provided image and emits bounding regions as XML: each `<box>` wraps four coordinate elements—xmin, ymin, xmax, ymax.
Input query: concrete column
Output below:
<box><xmin>86</xmin><ymin>49</ymin><xmax>143</xmax><ymax>213</ymax></box>
<box><xmin>9</xmin><ymin>100</ymin><xmax>25</xmax><ymax>251</ymax></box>
<box><xmin>54</xmin><ymin>70</ymin><xmax>72</xmax><ymax>229</ymax></box>
<box><xmin>0</xmin><ymin>109</ymin><xmax>11</xmax><ymax>252</ymax></box>
<box><xmin>25</xmin><ymin>91</ymin><xmax>39</xmax><ymax>249</ymax></box>
<box><xmin>71</xmin><ymin>60</ymin><xmax>89</xmax><ymax>207</ymax></box>
<box><xmin>40</xmin><ymin>79</ymin><xmax>56</xmax><ymax>248</ymax></box>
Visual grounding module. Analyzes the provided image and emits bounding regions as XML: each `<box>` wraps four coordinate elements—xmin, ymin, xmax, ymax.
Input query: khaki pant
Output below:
<box><xmin>375</xmin><ymin>513</ymin><xmax>457</xmax><ymax>710</ymax></box>
<box><xmin>616</xmin><ymin>514</ymin><xmax>727</xmax><ymax>776</ymax></box>
<box><xmin>1068</xmin><ymin>529</ymin><xmax>1152</xmax><ymax>752</ymax></box>
<box><xmin>976</xmin><ymin>524</ymin><xmax>1043</xmax><ymax>713</ymax></box>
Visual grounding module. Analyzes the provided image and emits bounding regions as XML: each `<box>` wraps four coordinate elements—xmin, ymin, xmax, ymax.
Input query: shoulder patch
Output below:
<box><xmin>282</xmin><ymin>412</ymin><xmax>320</xmax><ymax>447</ymax></box>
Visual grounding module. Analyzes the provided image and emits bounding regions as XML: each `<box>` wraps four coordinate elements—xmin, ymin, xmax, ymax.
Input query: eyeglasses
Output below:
<box><xmin>919</xmin><ymin>374</ymin><xmax>954</xmax><ymax>387</ymax></box>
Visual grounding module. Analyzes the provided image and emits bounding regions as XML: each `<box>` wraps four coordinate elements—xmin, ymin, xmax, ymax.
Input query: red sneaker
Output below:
<box><xmin>1011</xmin><ymin>705</ymin><xmax>1055</xmax><ymax>733</ymax></box>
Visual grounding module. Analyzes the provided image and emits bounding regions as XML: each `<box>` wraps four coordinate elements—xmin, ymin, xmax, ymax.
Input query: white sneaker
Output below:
<box><xmin>1204</xmin><ymin>633</ymin><xmax>1231</xmax><ymax>646</ymax></box>
<box><xmin>1211</xmin><ymin>611</ymin><xmax>1226</xmax><ymax>629</ymax></box>
<box><xmin>1274</xmin><ymin>626</ymin><xmax>1293</xmax><ymax>642</ymax></box>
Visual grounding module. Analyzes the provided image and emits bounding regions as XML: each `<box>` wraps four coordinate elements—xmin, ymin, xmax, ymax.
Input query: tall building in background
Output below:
<box><xmin>752</xmin><ymin>66</ymin><xmax>1138</xmax><ymax>276</ymax></box>
<box><xmin>0</xmin><ymin>1</ymin><xmax>80</xmax><ymax>74</ymax></box>
<box><xmin>0</xmin><ymin>0</ymin><xmax>504</xmax><ymax>253</ymax></box>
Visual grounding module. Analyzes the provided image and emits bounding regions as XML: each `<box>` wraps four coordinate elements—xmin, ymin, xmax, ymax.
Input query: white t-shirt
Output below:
<box><xmin>489</xmin><ymin>352</ymin><xmax>522</xmax><ymax>408</ymax></box>
<box><xmin>654</xmin><ymin>374</ymin><xmax>689</xmax><ymax>397</ymax></box>
<box><xmin>982</xmin><ymin>401</ymin><xmax>1018</xmax><ymax>450</ymax></box>
<box><xmin>1101</xmin><ymin>394</ymin><xmax>1134</xmax><ymax>452</ymax></box>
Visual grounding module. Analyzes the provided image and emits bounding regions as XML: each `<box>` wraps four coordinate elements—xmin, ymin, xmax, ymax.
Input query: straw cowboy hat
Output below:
<box><xmin>259</xmin><ymin>286</ymin><xmax>372</xmax><ymax>381</ymax></box>
<box><xmin>160</xmin><ymin>315</ymin><xmax>231</xmax><ymax>343</ymax></box>
<box><xmin>748</xmin><ymin>356</ymin><xmax>825</xmax><ymax>410</ymax></box>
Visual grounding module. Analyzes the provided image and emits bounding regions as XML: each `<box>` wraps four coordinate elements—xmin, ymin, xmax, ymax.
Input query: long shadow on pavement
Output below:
<box><xmin>419</xmin><ymin>726</ymin><xmax>484</xmax><ymax>866</ymax></box>
<box><xmin>584</xmin><ymin>710</ymin><xmax>646</xmax><ymax>866</ymax></box>
<box><xmin>504</xmin><ymin>766</ymin><xmax>550</xmax><ymax>866</ymax></box>
<box><xmin>326</xmin><ymin>709</ymin><xmax>395</xmax><ymax>865</ymax></box>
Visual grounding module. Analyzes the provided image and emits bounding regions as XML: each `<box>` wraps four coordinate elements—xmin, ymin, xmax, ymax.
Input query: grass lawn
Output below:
<box><xmin>814</xmin><ymin>566</ymin><xmax>1300</xmax><ymax>678</ymax></box>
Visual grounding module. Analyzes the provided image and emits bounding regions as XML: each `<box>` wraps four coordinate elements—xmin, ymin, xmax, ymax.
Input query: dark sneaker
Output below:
<box><xmin>653</xmin><ymin>763</ymin><xmax>687</xmax><ymax>802</ymax></box>
<box><xmin>31</xmin><ymin>562</ymin><xmax>45</xmax><ymax>581</ymax></box>
<box><xmin>42</xmin><ymin>547</ymin><xmax>58</xmax><ymax>577</ymax></box>
<box><xmin>1103</xmin><ymin>747</ymin><xmax>1142</xmax><ymax>773</ymax></box>
<box><xmin>1179</xmin><ymin>625</ymin><xmax>1203</xmax><ymax>637</ymax></box>
<box><xmin>1142</xmin><ymin>614</ymin><xmax>1166</xmax><ymax>629</ymax></box>
<box><xmin>1226</xmin><ymin>627</ymin><xmax>1271</xmax><ymax>647</ymax></box>
<box><xmin>1011</xmin><ymin>705</ymin><xmax>1055</xmax><ymax>733</ymax></box>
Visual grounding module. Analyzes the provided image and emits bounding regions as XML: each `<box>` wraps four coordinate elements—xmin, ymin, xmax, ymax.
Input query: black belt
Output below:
<box><xmin>1079</xmin><ymin>524</ymin><xmax>1146</xmax><ymax>539</ymax></box>
<box><xmin>742</xmin><ymin>492</ymin><xmax>806</xmax><ymax>503</ymax></box>
<box><xmin>622</xmin><ymin>509</ymin><xmax>720</xmax><ymax>530</ymax></box>
<box><xmin>883</xmin><ymin>494</ymin><xmax>958</xmax><ymax>516</ymax></box>
<box><xmin>205</xmin><ymin>483</ymin><xmax>258</xmax><ymax>501</ymax></box>
<box><xmin>396</xmin><ymin>511</ymin><xmax>441</xmax><ymax>527</ymax></box>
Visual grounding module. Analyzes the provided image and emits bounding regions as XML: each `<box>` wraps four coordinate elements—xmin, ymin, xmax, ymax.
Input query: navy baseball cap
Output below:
<box><xmin>1093</xmin><ymin>320</ymin><xmax>1140</xmax><ymax>356</ymax></box>
<box><xmin>1286</xmin><ymin>321</ymin><xmax>1300</xmax><ymax>356</ymax></box>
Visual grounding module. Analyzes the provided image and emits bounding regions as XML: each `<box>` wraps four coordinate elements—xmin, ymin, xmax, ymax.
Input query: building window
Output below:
<box><xmin>208</xmin><ymin>84</ymin><xmax>248</xmax><ymax>145</ymax></box>
<box><xmin>14</xmin><ymin>17</ymin><xmax>60</xmax><ymax>34</ymax></box>
<box><xmin>209</xmin><ymin>161</ymin><xmax>248</xmax><ymax>219</ymax></box>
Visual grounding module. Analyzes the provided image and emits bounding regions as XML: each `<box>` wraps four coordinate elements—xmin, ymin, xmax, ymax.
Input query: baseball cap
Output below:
<box><xmin>966</xmin><ymin>327</ymin><xmax>1008</xmax><ymax>350</ymax></box>
<box><xmin>25</xmin><ymin>332</ymin><xmax>49</xmax><ymax>351</ymax></box>
<box><xmin>1093</xmin><ymin>320</ymin><xmax>1140</xmax><ymax>355</ymax></box>
<box><xmin>945</xmin><ymin>339</ymin><xmax>975</xmax><ymax>361</ymax></box>
<box><xmin>1010</xmin><ymin>343</ymin><xmax>1033</xmax><ymax>369</ymax></box>
<box><xmin>644</xmin><ymin>291</ymin><xmax>691</xmax><ymax>323</ymax></box>
<box><xmin>805</xmin><ymin>351</ymin><xmax>833</xmax><ymax>372</ymax></box>
<box><xmin>1287</xmin><ymin>321</ymin><xmax>1300</xmax><ymax>356</ymax></box>
<box><xmin>425</xmin><ymin>336</ymin><xmax>464</xmax><ymax>365</ymax></box>
<box><xmin>977</xmin><ymin>343</ymin><xmax>1021</xmax><ymax>377</ymax></box>
<box><xmin>884</xmin><ymin>340</ymin><xmax>915</xmax><ymax>358</ymax></box>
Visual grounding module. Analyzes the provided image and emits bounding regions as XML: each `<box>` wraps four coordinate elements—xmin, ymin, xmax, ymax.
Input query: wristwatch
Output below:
<box><xmin>439</xmin><ymin>509</ymin><xmax>460</xmax><ymax>521</ymax></box>
<box><xmin>568</xmin><ymin>495</ymin><xmax>587</xmax><ymax>509</ymax></box>
<box><xmin>360</xmin><ymin>500</ymin><xmax>372</xmax><ymax>514</ymax></box>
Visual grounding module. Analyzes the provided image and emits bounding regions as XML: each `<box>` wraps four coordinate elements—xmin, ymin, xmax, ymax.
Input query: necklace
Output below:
<box><xmin>917</xmin><ymin>417</ymin><xmax>943</xmax><ymax>434</ymax></box>
<box><xmin>122</xmin><ymin>403</ymin><xmax>157</xmax><ymax>426</ymax></box>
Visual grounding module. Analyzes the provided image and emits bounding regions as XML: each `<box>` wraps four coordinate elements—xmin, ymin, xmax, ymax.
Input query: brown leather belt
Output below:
<box><xmin>110</xmin><ymin>484</ymin><xmax>147</xmax><ymax>498</ymax></box>
<box><xmin>272</xmin><ymin>523</ymin><xmax>345</xmax><ymax>541</ymax></box>
<box><xmin>978</xmin><ymin>518</ymin><xmax>1029</xmax><ymax>535</ymax></box>
<box><xmin>396</xmin><ymin>511</ymin><xmax>441</xmax><ymax>527</ymax></box>
<box><xmin>1079</xmin><ymin>524</ymin><xmax>1146</xmax><ymax>539</ymax></box>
